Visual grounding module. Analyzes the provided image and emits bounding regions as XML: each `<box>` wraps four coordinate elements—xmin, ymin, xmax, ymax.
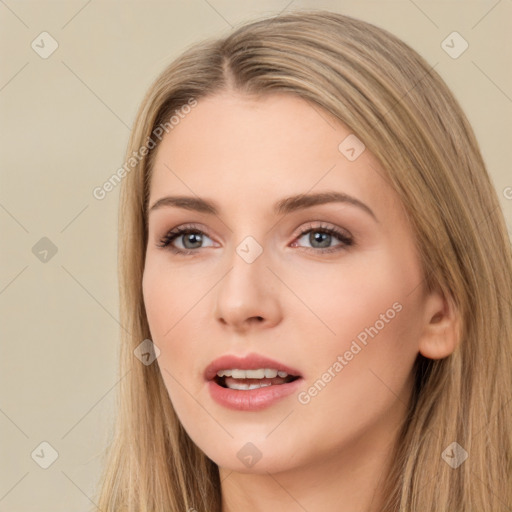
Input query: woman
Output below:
<box><xmin>96</xmin><ymin>9</ymin><xmax>512</xmax><ymax>512</ymax></box>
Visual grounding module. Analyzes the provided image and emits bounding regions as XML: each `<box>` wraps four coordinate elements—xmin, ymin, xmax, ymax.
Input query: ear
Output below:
<box><xmin>418</xmin><ymin>286</ymin><xmax>460</xmax><ymax>360</ymax></box>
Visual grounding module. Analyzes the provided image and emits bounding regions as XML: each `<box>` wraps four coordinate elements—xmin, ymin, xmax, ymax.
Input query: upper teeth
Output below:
<box><xmin>216</xmin><ymin>368</ymin><xmax>289</xmax><ymax>379</ymax></box>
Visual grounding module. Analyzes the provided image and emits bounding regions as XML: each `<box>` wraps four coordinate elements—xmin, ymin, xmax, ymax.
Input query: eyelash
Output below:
<box><xmin>157</xmin><ymin>222</ymin><xmax>354</xmax><ymax>256</ymax></box>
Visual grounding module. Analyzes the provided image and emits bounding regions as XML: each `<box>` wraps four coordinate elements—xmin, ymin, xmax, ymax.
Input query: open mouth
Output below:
<box><xmin>213</xmin><ymin>369</ymin><xmax>301</xmax><ymax>390</ymax></box>
<box><xmin>206</xmin><ymin>360</ymin><xmax>303</xmax><ymax>410</ymax></box>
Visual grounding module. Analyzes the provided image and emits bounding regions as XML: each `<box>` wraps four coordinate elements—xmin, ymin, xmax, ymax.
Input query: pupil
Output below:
<box><xmin>184</xmin><ymin>232</ymin><xmax>202</xmax><ymax>249</ymax></box>
<box><xmin>311</xmin><ymin>231</ymin><xmax>330</xmax><ymax>248</ymax></box>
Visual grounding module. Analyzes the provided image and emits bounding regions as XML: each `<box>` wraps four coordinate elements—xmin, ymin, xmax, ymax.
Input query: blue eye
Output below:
<box><xmin>157</xmin><ymin>225</ymin><xmax>215</xmax><ymax>254</ymax></box>
<box><xmin>157</xmin><ymin>222</ymin><xmax>353</xmax><ymax>255</ymax></box>
<box><xmin>292</xmin><ymin>223</ymin><xmax>353</xmax><ymax>253</ymax></box>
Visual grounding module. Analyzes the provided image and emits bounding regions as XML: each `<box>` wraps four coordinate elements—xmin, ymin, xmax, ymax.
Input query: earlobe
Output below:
<box><xmin>418</xmin><ymin>289</ymin><xmax>460</xmax><ymax>360</ymax></box>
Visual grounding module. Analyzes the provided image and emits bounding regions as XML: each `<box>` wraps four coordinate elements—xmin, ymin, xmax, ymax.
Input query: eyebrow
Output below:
<box><xmin>147</xmin><ymin>191</ymin><xmax>377</xmax><ymax>221</ymax></box>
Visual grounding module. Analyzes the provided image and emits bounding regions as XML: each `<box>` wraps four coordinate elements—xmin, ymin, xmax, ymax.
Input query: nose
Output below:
<box><xmin>214</xmin><ymin>244</ymin><xmax>283</xmax><ymax>332</ymax></box>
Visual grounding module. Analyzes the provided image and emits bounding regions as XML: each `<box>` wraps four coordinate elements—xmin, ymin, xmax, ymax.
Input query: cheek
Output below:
<box><xmin>289</xmin><ymin>248</ymin><xmax>419</xmax><ymax>346</ymax></box>
<box><xmin>142</xmin><ymin>257</ymin><xmax>208</xmax><ymax>390</ymax></box>
<box><xmin>291</xmin><ymin>292</ymin><xmax>420</xmax><ymax>456</ymax></box>
<box><xmin>142</xmin><ymin>256</ymin><xmax>205</xmax><ymax>339</ymax></box>
<box><xmin>293</xmin><ymin>246</ymin><xmax>423</xmax><ymax>398</ymax></box>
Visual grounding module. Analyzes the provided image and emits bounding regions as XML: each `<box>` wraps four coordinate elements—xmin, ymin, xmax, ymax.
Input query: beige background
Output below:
<box><xmin>0</xmin><ymin>1</ymin><xmax>511</xmax><ymax>510</ymax></box>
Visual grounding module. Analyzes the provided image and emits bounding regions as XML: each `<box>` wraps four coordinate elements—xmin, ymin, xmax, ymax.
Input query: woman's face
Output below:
<box><xmin>142</xmin><ymin>92</ymin><xmax>433</xmax><ymax>474</ymax></box>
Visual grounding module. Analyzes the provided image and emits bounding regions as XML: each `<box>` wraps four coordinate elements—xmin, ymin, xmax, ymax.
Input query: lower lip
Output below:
<box><xmin>207</xmin><ymin>378</ymin><xmax>303</xmax><ymax>411</ymax></box>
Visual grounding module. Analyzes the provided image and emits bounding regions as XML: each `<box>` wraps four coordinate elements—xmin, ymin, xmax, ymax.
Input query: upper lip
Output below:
<box><xmin>204</xmin><ymin>353</ymin><xmax>302</xmax><ymax>381</ymax></box>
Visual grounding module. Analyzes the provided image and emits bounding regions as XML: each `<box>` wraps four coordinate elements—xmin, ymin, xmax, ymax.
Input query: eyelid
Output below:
<box><xmin>290</xmin><ymin>222</ymin><xmax>354</xmax><ymax>254</ymax></box>
<box><xmin>291</xmin><ymin>221</ymin><xmax>352</xmax><ymax>240</ymax></box>
<box><xmin>156</xmin><ymin>222</ymin><xmax>214</xmax><ymax>248</ymax></box>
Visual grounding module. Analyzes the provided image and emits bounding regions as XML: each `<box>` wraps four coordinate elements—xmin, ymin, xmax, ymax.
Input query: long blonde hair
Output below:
<box><xmin>95</xmin><ymin>10</ymin><xmax>512</xmax><ymax>511</ymax></box>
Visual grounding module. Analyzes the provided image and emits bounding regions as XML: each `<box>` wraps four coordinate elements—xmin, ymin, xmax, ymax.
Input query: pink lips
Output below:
<box><xmin>204</xmin><ymin>352</ymin><xmax>303</xmax><ymax>411</ymax></box>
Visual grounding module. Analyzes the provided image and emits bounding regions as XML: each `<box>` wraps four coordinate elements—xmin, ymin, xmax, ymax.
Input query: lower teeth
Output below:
<box><xmin>215</xmin><ymin>375</ymin><xmax>298</xmax><ymax>390</ymax></box>
<box><xmin>226</xmin><ymin>381</ymin><xmax>273</xmax><ymax>390</ymax></box>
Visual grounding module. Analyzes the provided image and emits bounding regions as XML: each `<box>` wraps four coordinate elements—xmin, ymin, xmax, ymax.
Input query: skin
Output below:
<box><xmin>142</xmin><ymin>91</ymin><xmax>459</xmax><ymax>512</ymax></box>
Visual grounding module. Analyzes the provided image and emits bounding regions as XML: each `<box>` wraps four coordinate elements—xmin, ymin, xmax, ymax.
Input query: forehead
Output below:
<box><xmin>148</xmin><ymin>92</ymin><xmax>399</xmax><ymax>218</ymax></box>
